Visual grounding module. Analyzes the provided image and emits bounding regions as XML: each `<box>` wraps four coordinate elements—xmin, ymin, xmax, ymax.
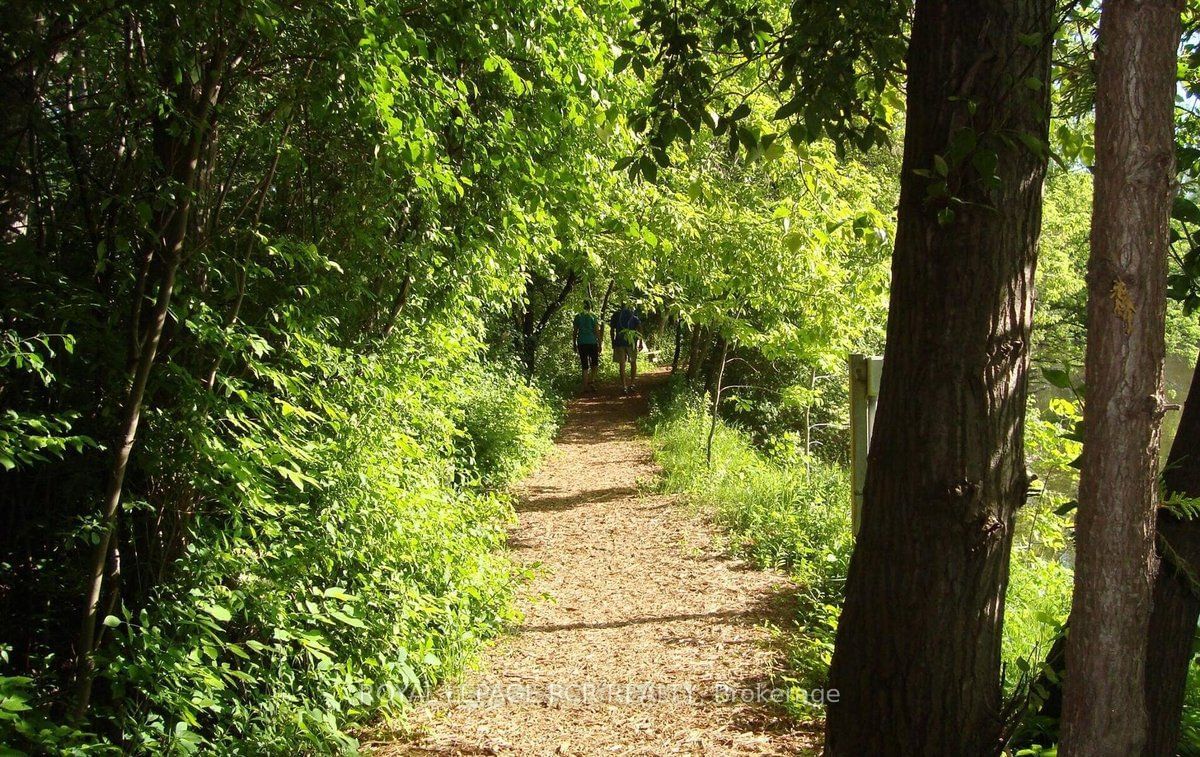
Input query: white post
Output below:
<box><xmin>849</xmin><ymin>354</ymin><xmax>883</xmax><ymax>536</ymax></box>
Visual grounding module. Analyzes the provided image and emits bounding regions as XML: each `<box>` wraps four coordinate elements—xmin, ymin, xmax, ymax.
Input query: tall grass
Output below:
<box><xmin>648</xmin><ymin>388</ymin><xmax>852</xmax><ymax>716</ymax></box>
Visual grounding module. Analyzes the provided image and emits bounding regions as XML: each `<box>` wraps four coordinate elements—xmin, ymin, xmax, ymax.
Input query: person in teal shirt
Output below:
<box><xmin>572</xmin><ymin>301</ymin><xmax>601</xmax><ymax>393</ymax></box>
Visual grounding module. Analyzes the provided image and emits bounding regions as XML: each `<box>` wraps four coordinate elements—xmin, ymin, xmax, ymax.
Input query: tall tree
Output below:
<box><xmin>823</xmin><ymin>1</ymin><xmax>1054</xmax><ymax>753</ymax></box>
<box><xmin>1060</xmin><ymin>1</ymin><xmax>1182</xmax><ymax>752</ymax></box>
<box><xmin>1145</xmin><ymin>348</ymin><xmax>1200</xmax><ymax>755</ymax></box>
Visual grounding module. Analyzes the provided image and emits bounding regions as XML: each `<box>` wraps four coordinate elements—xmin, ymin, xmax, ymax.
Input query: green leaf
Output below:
<box><xmin>1034</xmin><ymin>611</ymin><xmax>1061</xmax><ymax>626</ymax></box>
<box><xmin>1016</xmin><ymin>131</ymin><xmax>1047</xmax><ymax>157</ymax></box>
<box><xmin>1173</xmin><ymin>196</ymin><xmax>1200</xmax><ymax>226</ymax></box>
<box><xmin>330</xmin><ymin>610</ymin><xmax>366</xmax><ymax>629</ymax></box>
<box><xmin>774</xmin><ymin>95</ymin><xmax>803</xmax><ymax>121</ymax></box>
<box><xmin>639</xmin><ymin>156</ymin><xmax>658</xmax><ymax>183</ymax></box>
<box><xmin>971</xmin><ymin>148</ymin><xmax>999</xmax><ymax>181</ymax></box>
<box><xmin>202</xmin><ymin>603</ymin><xmax>232</xmax><ymax>623</ymax></box>
<box><xmin>1</xmin><ymin>696</ymin><xmax>31</xmax><ymax>713</ymax></box>
<box><xmin>1041</xmin><ymin>367</ymin><xmax>1072</xmax><ymax>389</ymax></box>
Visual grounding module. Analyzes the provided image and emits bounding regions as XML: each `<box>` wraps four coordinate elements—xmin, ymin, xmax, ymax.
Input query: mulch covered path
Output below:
<box><xmin>374</xmin><ymin>369</ymin><xmax>818</xmax><ymax>755</ymax></box>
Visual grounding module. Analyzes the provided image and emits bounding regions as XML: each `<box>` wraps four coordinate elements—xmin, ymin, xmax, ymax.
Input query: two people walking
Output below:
<box><xmin>572</xmin><ymin>300</ymin><xmax>641</xmax><ymax>394</ymax></box>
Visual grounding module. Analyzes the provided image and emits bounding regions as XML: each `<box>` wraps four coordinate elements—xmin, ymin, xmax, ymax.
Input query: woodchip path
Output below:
<box><xmin>374</xmin><ymin>369</ymin><xmax>817</xmax><ymax>755</ymax></box>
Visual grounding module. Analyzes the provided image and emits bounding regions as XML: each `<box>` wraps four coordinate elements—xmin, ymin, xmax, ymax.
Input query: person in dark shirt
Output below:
<box><xmin>572</xmin><ymin>301</ymin><xmax>601</xmax><ymax>393</ymax></box>
<box><xmin>609</xmin><ymin>302</ymin><xmax>641</xmax><ymax>394</ymax></box>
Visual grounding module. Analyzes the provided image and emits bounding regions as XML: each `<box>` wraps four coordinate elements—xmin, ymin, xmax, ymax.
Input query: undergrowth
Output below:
<box><xmin>2</xmin><ymin>325</ymin><xmax>561</xmax><ymax>754</ymax></box>
<box><xmin>645</xmin><ymin>381</ymin><xmax>1195</xmax><ymax>742</ymax></box>
<box><xmin>647</xmin><ymin>386</ymin><xmax>851</xmax><ymax>719</ymax></box>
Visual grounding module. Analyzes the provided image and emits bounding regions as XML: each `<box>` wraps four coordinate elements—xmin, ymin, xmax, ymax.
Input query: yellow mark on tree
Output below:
<box><xmin>1111</xmin><ymin>279</ymin><xmax>1135</xmax><ymax>335</ymax></box>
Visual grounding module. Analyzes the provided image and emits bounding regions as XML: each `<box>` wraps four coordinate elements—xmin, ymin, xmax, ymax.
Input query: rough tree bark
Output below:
<box><xmin>824</xmin><ymin>0</ymin><xmax>1053</xmax><ymax>753</ymax></box>
<box><xmin>1146</xmin><ymin>348</ymin><xmax>1200</xmax><ymax>756</ymax></box>
<box><xmin>1013</xmin><ymin>355</ymin><xmax>1200</xmax><ymax>754</ymax></box>
<box><xmin>1059</xmin><ymin>2</ymin><xmax>1180</xmax><ymax>754</ymax></box>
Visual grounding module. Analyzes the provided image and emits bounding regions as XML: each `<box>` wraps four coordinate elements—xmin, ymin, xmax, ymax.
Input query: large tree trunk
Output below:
<box><xmin>1059</xmin><ymin>2</ymin><xmax>1180</xmax><ymax>754</ymax></box>
<box><xmin>824</xmin><ymin>1</ymin><xmax>1053</xmax><ymax>753</ymax></box>
<box><xmin>1146</xmin><ymin>350</ymin><xmax>1200</xmax><ymax>756</ymax></box>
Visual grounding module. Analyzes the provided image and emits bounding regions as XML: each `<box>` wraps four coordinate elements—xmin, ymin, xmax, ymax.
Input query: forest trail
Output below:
<box><xmin>380</xmin><ymin>368</ymin><xmax>817</xmax><ymax>755</ymax></box>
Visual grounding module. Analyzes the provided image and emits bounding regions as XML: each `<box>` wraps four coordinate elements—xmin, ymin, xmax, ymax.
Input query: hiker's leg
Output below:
<box><xmin>630</xmin><ymin>350</ymin><xmax>638</xmax><ymax>384</ymax></box>
<box><xmin>585</xmin><ymin>346</ymin><xmax>598</xmax><ymax>390</ymax></box>
<box><xmin>586</xmin><ymin>348</ymin><xmax>598</xmax><ymax>388</ymax></box>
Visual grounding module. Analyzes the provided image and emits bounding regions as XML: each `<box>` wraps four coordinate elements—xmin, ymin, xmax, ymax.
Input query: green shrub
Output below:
<box><xmin>999</xmin><ymin>551</ymin><xmax>1071</xmax><ymax>692</ymax></box>
<box><xmin>456</xmin><ymin>362</ymin><xmax>561</xmax><ymax>488</ymax></box>
<box><xmin>103</xmin><ymin>362</ymin><xmax>534</xmax><ymax>751</ymax></box>
<box><xmin>2</xmin><ymin>322</ymin><xmax>558</xmax><ymax>754</ymax></box>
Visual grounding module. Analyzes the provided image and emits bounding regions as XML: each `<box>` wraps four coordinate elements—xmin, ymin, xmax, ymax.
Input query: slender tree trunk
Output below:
<box><xmin>519</xmin><ymin>305</ymin><xmax>537</xmax><ymax>381</ymax></box>
<box><xmin>1145</xmin><ymin>349</ymin><xmax>1200</xmax><ymax>756</ymax></box>
<box><xmin>1015</xmin><ymin>356</ymin><xmax>1200</xmax><ymax>754</ymax></box>
<box><xmin>825</xmin><ymin>1</ymin><xmax>1053</xmax><ymax>753</ymax></box>
<box><xmin>1036</xmin><ymin>366</ymin><xmax>1200</xmax><ymax>757</ymax></box>
<box><xmin>516</xmin><ymin>268</ymin><xmax>578</xmax><ymax>382</ymax></box>
<box><xmin>204</xmin><ymin>114</ymin><xmax>295</xmax><ymax>389</ymax></box>
<box><xmin>684</xmin><ymin>325</ymin><xmax>704</xmax><ymax>381</ymax></box>
<box><xmin>671</xmin><ymin>318</ymin><xmax>684</xmax><ymax>374</ymax></box>
<box><xmin>598</xmin><ymin>278</ymin><xmax>615</xmax><ymax>344</ymax></box>
<box><xmin>0</xmin><ymin>8</ymin><xmax>50</xmax><ymax>242</ymax></box>
<box><xmin>378</xmin><ymin>270</ymin><xmax>413</xmax><ymax>341</ymax></box>
<box><xmin>706</xmin><ymin>338</ymin><xmax>729</xmax><ymax>466</ymax></box>
<box><xmin>1060</xmin><ymin>3</ymin><xmax>1180</xmax><ymax>754</ymax></box>
<box><xmin>72</xmin><ymin>37</ymin><xmax>228</xmax><ymax>720</ymax></box>
<box><xmin>74</xmin><ymin>245</ymin><xmax>182</xmax><ymax>722</ymax></box>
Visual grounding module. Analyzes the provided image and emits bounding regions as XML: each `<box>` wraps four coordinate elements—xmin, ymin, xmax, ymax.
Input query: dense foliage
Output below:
<box><xmin>0</xmin><ymin>0</ymin><xmax>631</xmax><ymax>750</ymax></box>
<box><xmin>4</xmin><ymin>0</ymin><xmax>1200</xmax><ymax>753</ymax></box>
